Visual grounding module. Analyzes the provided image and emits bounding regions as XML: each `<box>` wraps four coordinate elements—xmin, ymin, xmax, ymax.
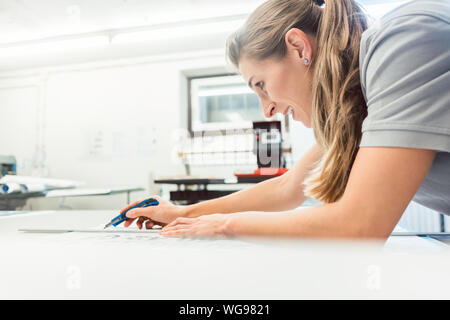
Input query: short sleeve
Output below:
<box><xmin>359</xmin><ymin>11</ymin><xmax>450</xmax><ymax>152</ymax></box>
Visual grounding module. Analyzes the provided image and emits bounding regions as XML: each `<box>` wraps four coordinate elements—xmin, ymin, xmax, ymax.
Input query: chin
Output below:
<box><xmin>289</xmin><ymin>106</ymin><xmax>309</xmax><ymax>127</ymax></box>
<box><xmin>292</xmin><ymin>113</ymin><xmax>311</xmax><ymax>128</ymax></box>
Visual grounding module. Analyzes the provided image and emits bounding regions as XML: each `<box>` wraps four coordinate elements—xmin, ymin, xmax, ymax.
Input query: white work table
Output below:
<box><xmin>0</xmin><ymin>210</ymin><xmax>449</xmax><ymax>299</ymax></box>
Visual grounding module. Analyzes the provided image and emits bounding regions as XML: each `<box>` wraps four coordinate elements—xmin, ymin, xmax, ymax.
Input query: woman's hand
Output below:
<box><xmin>159</xmin><ymin>213</ymin><xmax>234</xmax><ymax>238</ymax></box>
<box><xmin>121</xmin><ymin>195</ymin><xmax>186</xmax><ymax>229</ymax></box>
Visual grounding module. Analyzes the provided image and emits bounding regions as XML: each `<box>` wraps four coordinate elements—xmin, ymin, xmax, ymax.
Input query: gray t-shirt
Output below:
<box><xmin>359</xmin><ymin>0</ymin><xmax>450</xmax><ymax>215</ymax></box>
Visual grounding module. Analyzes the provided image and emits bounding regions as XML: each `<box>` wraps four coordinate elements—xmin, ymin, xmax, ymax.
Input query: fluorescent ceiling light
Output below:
<box><xmin>0</xmin><ymin>35</ymin><xmax>109</xmax><ymax>59</ymax></box>
<box><xmin>0</xmin><ymin>15</ymin><xmax>245</xmax><ymax>59</ymax></box>
<box><xmin>112</xmin><ymin>19</ymin><xmax>244</xmax><ymax>45</ymax></box>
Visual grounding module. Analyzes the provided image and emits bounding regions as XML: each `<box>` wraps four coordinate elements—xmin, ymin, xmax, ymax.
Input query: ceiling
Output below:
<box><xmin>0</xmin><ymin>0</ymin><xmax>262</xmax><ymax>44</ymax></box>
<box><xmin>0</xmin><ymin>0</ymin><xmax>405</xmax><ymax>72</ymax></box>
<box><xmin>0</xmin><ymin>0</ymin><xmax>404</xmax><ymax>44</ymax></box>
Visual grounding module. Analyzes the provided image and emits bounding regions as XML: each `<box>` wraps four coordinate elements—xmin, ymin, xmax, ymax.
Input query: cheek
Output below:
<box><xmin>267</xmin><ymin>71</ymin><xmax>297</xmax><ymax>103</ymax></box>
<box><xmin>267</xmin><ymin>80</ymin><xmax>289</xmax><ymax>102</ymax></box>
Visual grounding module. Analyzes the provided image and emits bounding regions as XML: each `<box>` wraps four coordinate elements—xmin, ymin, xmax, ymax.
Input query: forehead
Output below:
<box><xmin>238</xmin><ymin>55</ymin><xmax>285</xmax><ymax>84</ymax></box>
<box><xmin>238</xmin><ymin>56</ymin><xmax>272</xmax><ymax>83</ymax></box>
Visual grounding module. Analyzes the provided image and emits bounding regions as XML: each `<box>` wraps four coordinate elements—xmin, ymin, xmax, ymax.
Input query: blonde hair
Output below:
<box><xmin>226</xmin><ymin>0</ymin><xmax>368</xmax><ymax>203</ymax></box>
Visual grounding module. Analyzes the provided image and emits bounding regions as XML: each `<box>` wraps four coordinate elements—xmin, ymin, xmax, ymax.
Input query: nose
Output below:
<box><xmin>262</xmin><ymin>102</ymin><xmax>276</xmax><ymax>118</ymax></box>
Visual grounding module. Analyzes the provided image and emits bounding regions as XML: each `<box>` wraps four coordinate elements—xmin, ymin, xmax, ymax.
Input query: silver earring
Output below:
<box><xmin>304</xmin><ymin>58</ymin><xmax>309</xmax><ymax>65</ymax></box>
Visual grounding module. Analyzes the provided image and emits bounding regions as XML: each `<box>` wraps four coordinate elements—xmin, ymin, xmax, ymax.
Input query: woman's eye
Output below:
<box><xmin>256</xmin><ymin>81</ymin><xmax>264</xmax><ymax>89</ymax></box>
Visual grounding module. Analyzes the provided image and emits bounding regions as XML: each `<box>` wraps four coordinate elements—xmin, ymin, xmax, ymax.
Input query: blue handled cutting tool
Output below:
<box><xmin>103</xmin><ymin>197</ymin><xmax>159</xmax><ymax>229</ymax></box>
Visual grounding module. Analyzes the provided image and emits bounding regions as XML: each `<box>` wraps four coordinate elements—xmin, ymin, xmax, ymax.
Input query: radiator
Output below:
<box><xmin>397</xmin><ymin>201</ymin><xmax>444</xmax><ymax>233</ymax></box>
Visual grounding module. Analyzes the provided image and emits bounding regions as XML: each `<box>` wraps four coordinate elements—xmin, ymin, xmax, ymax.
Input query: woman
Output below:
<box><xmin>123</xmin><ymin>0</ymin><xmax>450</xmax><ymax>239</ymax></box>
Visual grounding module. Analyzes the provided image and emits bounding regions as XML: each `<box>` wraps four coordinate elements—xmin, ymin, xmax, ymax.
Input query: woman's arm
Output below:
<box><xmin>161</xmin><ymin>147</ymin><xmax>436</xmax><ymax>239</ymax></box>
<box><xmin>183</xmin><ymin>143</ymin><xmax>322</xmax><ymax>217</ymax></box>
<box><xmin>123</xmin><ymin>143</ymin><xmax>322</xmax><ymax>228</ymax></box>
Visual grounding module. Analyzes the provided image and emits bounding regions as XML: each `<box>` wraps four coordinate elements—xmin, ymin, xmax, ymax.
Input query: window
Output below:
<box><xmin>189</xmin><ymin>74</ymin><xmax>269</xmax><ymax>132</ymax></box>
<box><xmin>184</xmin><ymin>74</ymin><xmax>288</xmax><ymax>167</ymax></box>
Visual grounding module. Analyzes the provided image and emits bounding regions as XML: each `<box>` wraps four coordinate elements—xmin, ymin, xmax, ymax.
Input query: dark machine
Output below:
<box><xmin>234</xmin><ymin>120</ymin><xmax>288</xmax><ymax>182</ymax></box>
<box><xmin>0</xmin><ymin>155</ymin><xmax>16</xmax><ymax>178</ymax></box>
<box><xmin>253</xmin><ymin>120</ymin><xmax>284</xmax><ymax>169</ymax></box>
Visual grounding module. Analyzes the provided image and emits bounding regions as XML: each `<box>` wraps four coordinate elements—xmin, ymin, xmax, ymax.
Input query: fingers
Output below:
<box><xmin>119</xmin><ymin>200</ymin><xmax>141</xmax><ymax>214</ymax></box>
<box><xmin>160</xmin><ymin>217</ymin><xmax>199</xmax><ymax>237</ymax></box>
<box><xmin>136</xmin><ymin>216</ymin><xmax>146</xmax><ymax>229</ymax></box>
<box><xmin>120</xmin><ymin>195</ymin><xmax>166</xmax><ymax>228</ymax></box>
<box><xmin>124</xmin><ymin>216</ymin><xmax>157</xmax><ymax>229</ymax></box>
<box><xmin>160</xmin><ymin>225</ymin><xmax>197</xmax><ymax>237</ymax></box>
<box><xmin>123</xmin><ymin>219</ymin><xmax>135</xmax><ymax>228</ymax></box>
<box><xmin>120</xmin><ymin>199</ymin><xmax>145</xmax><ymax>227</ymax></box>
<box><xmin>159</xmin><ymin>215</ymin><xmax>229</xmax><ymax>238</ymax></box>
<box><xmin>145</xmin><ymin>220</ymin><xmax>155</xmax><ymax>229</ymax></box>
<box><xmin>120</xmin><ymin>194</ymin><xmax>160</xmax><ymax>219</ymax></box>
<box><xmin>136</xmin><ymin>217</ymin><xmax>154</xmax><ymax>230</ymax></box>
<box><xmin>164</xmin><ymin>217</ymin><xmax>197</xmax><ymax>228</ymax></box>
<box><xmin>125</xmin><ymin>207</ymin><xmax>150</xmax><ymax>219</ymax></box>
<box><xmin>122</xmin><ymin>208</ymin><xmax>146</xmax><ymax>228</ymax></box>
<box><xmin>124</xmin><ymin>207</ymin><xmax>166</xmax><ymax>229</ymax></box>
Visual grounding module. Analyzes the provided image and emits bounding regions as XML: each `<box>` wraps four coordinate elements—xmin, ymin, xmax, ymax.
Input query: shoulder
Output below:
<box><xmin>359</xmin><ymin>0</ymin><xmax>450</xmax><ymax>95</ymax></box>
<box><xmin>361</xmin><ymin>0</ymin><xmax>450</xmax><ymax>47</ymax></box>
<box><xmin>357</xmin><ymin>1</ymin><xmax>450</xmax><ymax>153</ymax></box>
<box><xmin>380</xmin><ymin>0</ymin><xmax>449</xmax><ymax>23</ymax></box>
<box><xmin>360</xmin><ymin>0</ymin><xmax>450</xmax><ymax>67</ymax></box>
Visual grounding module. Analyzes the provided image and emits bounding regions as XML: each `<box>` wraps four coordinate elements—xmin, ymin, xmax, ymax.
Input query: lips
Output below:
<box><xmin>269</xmin><ymin>106</ymin><xmax>294</xmax><ymax>117</ymax></box>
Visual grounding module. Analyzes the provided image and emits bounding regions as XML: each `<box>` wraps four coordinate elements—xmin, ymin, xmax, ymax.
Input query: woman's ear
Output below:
<box><xmin>285</xmin><ymin>28</ymin><xmax>313</xmax><ymax>63</ymax></box>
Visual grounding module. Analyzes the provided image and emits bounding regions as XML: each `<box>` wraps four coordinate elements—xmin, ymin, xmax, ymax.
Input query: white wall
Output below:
<box><xmin>0</xmin><ymin>85</ymin><xmax>39</xmax><ymax>173</ymax></box>
<box><xmin>289</xmin><ymin>118</ymin><xmax>316</xmax><ymax>162</ymax></box>
<box><xmin>0</xmin><ymin>50</ymin><xmax>217</xmax><ymax>209</ymax></box>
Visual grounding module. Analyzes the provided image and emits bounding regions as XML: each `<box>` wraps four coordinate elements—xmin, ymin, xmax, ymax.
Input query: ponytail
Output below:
<box><xmin>304</xmin><ymin>0</ymin><xmax>368</xmax><ymax>202</ymax></box>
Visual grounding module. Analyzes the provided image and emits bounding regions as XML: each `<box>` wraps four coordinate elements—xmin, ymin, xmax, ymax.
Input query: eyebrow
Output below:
<box><xmin>247</xmin><ymin>76</ymin><xmax>254</xmax><ymax>89</ymax></box>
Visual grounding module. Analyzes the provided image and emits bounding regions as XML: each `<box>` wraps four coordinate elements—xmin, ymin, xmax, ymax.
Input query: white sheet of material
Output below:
<box><xmin>1</xmin><ymin>210</ymin><xmax>449</xmax><ymax>299</ymax></box>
